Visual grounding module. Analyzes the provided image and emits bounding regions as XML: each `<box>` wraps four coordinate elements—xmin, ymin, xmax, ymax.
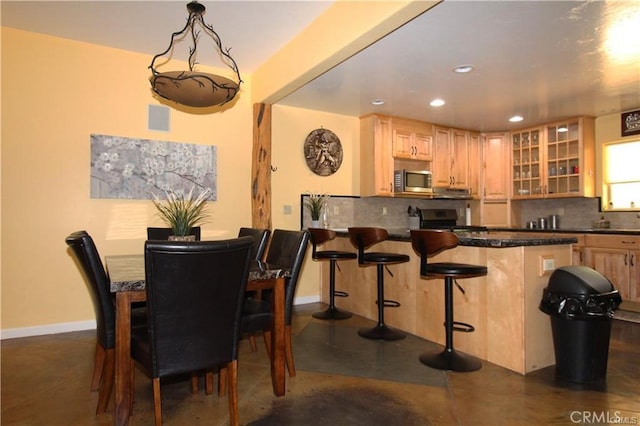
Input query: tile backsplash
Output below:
<box><xmin>301</xmin><ymin>194</ymin><xmax>640</xmax><ymax>231</ymax></box>
<box><xmin>517</xmin><ymin>197</ymin><xmax>640</xmax><ymax>230</ymax></box>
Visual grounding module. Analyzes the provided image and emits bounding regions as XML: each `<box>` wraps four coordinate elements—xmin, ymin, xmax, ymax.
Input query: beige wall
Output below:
<box><xmin>0</xmin><ymin>29</ymin><xmax>239</xmax><ymax>331</ymax></box>
<box><xmin>271</xmin><ymin>105</ymin><xmax>359</xmax><ymax>300</ymax></box>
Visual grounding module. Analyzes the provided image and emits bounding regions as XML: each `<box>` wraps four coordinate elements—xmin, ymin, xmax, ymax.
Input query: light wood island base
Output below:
<box><xmin>320</xmin><ymin>236</ymin><xmax>573</xmax><ymax>375</ymax></box>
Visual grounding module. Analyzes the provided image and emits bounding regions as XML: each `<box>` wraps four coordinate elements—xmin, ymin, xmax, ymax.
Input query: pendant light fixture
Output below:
<box><xmin>149</xmin><ymin>1</ymin><xmax>242</xmax><ymax>108</ymax></box>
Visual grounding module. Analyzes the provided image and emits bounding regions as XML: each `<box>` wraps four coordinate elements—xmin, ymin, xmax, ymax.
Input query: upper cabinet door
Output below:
<box><xmin>391</xmin><ymin>118</ymin><xmax>433</xmax><ymax>161</ymax></box>
<box><xmin>450</xmin><ymin>129</ymin><xmax>469</xmax><ymax>188</ymax></box>
<box><xmin>468</xmin><ymin>132</ymin><xmax>481</xmax><ymax>198</ymax></box>
<box><xmin>433</xmin><ymin>126</ymin><xmax>453</xmax><ymax>187</ymax></box>
<box><xmin>432</xmin><ymin>127</ymin><xmax>469</xmax><ymax>189</ymax></box>
<box><xmin>360</xmin><ymin>115</ymin><xmax>394</xmax><ymax>196</ymax></box>
<box><xmin>483</xmin><ymin>133</ymin><xmax>509</xmax><ymax>199</ymax></box>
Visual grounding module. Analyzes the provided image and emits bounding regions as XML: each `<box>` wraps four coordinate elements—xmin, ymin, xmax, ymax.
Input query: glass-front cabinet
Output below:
<box><xmin>512</xmin><ymin>127</ymin><xmax>542</xmax><ymax>198</ymax></box>
<box><xmin>511</xmin><ymin>117</ymin><xmax>595</xmax><ymax>199</ymax></box>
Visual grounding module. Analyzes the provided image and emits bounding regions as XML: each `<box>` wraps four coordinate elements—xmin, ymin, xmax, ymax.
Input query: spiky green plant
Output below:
<box><xmin>152</xmin><ymin>187</ymin><xmax>211</xmax><ymax>236</ymax></box>
<box><xmin>303</xmin><ymin>193</ymin><xmax>330</xmax><ymax>221</ymax></box>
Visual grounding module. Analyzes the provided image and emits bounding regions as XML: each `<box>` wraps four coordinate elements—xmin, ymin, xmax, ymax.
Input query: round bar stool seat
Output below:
<box><xmin>411</xmin><ymin>230</ymin><xmax>488</xmax><ymax>372</ymax></box>
<box><xmin>308</xmin><ymin>228</ymin><xmax>357</xmax><ymax>320</ymax></box>
<box><xmin>348</xmin><ymin>227</ymin><xmax>410</xmax><ymax>341</ymax></box>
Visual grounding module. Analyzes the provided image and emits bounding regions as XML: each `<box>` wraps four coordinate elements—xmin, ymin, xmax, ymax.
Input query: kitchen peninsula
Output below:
<box><xmin>321</xmin><ymin>231</ymin><xmax>576</xmax><ymax>375</ymax></box>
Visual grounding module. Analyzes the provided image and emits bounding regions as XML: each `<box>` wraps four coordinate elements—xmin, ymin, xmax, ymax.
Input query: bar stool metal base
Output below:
<box><xmin>419</xmin><ymin>348</ymin><xmax>482</xmax><ymax>372</ymax></box>
<box><xmin>358</xmin><ymin>324</ymin><xmax>406</xmax><ymax>341</ymax></box>
<box><xmin>312</xmin><ymin>306</ymin><xmax>352</xmax><ymax>320</ymax></box>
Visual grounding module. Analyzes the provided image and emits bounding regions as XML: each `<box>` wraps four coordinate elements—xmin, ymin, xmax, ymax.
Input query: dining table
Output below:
<box><xmin>106</xmin><ymin>254</ymin><xmax>290</xmax><ymax>426</ymax></box>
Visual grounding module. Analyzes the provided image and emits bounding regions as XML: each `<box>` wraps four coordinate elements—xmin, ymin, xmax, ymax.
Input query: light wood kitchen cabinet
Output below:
<box><xmin>468</xmin><ymin>132</ymin><xmax>481</xmax><ymax>198</ymax></box>
<box><xmin>584</xmin><ymin>234</ymin><xmax>640</xmax><ymax>302</ymax></box>
<box><xmin>512</xmin><ymin>117</ymin><xmax>595</xmax><ymax>199</ymax></box>
<box><xmin>482</xmin><ymin>132</ymin><xmax>510</xmax><ymax>199</ymax></box>
<box><xmin>391</xmin><ymin>117</ymin><xmax>433</xmax><ymax>161</ymax></box>
<box><xmin>433</xmin><ymin>126</ymin><xmax>469</xmax><ymax>189</ymax></box>
<box><xmin>548</xmin><ymin>233</ymin><xmax>585</xmax><ymax>266</ymax></box>
<box><xmin>511</xmin><ymin>126</ymin><xmax>543</xmax><ymax>198</ymax></box>
<box><xmin>360</xmin><ymin>114</ymin><xmax>393</xmax><ymax>196</ymax></box>
<box><xmin>475</xmin><ymin>133</ymin><xmax>512</xmax><ymax>227</ymax></box>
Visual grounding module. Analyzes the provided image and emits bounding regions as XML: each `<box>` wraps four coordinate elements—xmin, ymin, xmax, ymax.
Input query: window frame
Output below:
<box><xmin>601</xmin><ymin>139</ymin><xmax>640</xmax><ymax>211</ymax></box>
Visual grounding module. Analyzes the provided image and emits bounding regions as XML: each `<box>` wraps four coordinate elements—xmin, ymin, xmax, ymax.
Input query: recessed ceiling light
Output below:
<box><xmin>453</xmin><ymin>65</ymin><xmax>474</xmax><ymax>73</ymax></box>
<box><xmin>509</xmin><ymin>115</ymin><xmax>524</xmax><ymax>123</ymax></box>
<box><xmin>430</xmin><ymin>99</ymin><xmax>445</xmax><ymax>107</ymax></box>
<box><xmin>371</xmin><ymin>99</ymin><xmax>385</xmax><ymax>106</ymax></box>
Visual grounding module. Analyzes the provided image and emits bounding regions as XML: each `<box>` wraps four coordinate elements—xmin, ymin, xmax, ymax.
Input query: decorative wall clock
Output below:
<box><xmin>303</xmin><ymin>128</ymin><xmax>343</xmax><ymax>176</ymax></box>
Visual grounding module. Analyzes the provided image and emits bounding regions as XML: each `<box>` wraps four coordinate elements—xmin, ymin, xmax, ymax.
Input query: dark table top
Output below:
<box><xmin>106</xmin><ymin>255</ymin><xmax>290</xmax><ymax>292</ymax></box>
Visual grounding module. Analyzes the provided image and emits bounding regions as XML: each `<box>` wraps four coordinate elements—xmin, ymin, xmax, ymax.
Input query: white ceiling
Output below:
<box><xmin>3</xmin><ymin>1</ymin><xmax>640</xmax><ymax>132</ymax></box>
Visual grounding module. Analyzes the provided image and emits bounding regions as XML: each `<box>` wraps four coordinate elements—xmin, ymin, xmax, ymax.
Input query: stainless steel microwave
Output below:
<box><xmin>394</xmin><ymin>170</ymin><xmax>433</xmax><ymax>194</ymax></box>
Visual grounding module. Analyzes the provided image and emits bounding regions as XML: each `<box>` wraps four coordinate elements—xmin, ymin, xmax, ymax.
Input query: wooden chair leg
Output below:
<box><xmin>218</xmin><ymin>366</ymin><xmax>227</xmax><ymax>397</ymax></box>
<box><xmin>191</xmin><ymin>372</ymin><xmax>199</xmax><ymax>394</ymax></box>
<box><xmin>152</xmin><ymin>377</ymin><xmax>162</xmax><ymax>426</ymax></box>
<box><xmin>262</xmin><ymin>330</ymin><xmax>272</xmax><ymax>357</ymax></box>
<box><xmin>284</xmin><ymin>325</ymin><xmax>296</xmax><ymax>377</ymax></box>
<box><xmin>91</xmin><ymin>343</ymin><xmax>106</xmax><ymax>391</ymax></box>
<box><xmin>248</xmin><ymin>334</ymin><xmax>257</xmax><ymax>352</ymax></box>
<box><xmin>227</xmin><ymin>360</ymin><xmax>239</xmax><ymax>426</ymax></box>
<box><xmin>205</xmin><ymin>370</ymin><xmax>214</xmax><ymax>395</ymax></box>
<box><xmin>96</xmin><ymin>348</ymin><xmax>115</xmax><ymax>413</ymax></box>
<box><xmin>129</xmin><ymin>361</ymin><xmax>135</xmax><ymax>412</ymax></box>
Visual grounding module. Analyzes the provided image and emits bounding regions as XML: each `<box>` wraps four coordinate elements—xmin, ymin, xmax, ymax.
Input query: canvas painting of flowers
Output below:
<box><xmin>90</xmin><ymin>134</ymin><xmax>216</xmax><ymax>200</ymax></box>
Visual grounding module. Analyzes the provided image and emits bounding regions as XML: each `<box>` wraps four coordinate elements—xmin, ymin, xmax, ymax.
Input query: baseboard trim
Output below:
<box><xmin>1</xmin><ymin>297</ymin><xmax>321</xmax><ymax>340</ymax></box>
<box><xmin>1</xmin><ymin>320</ymin><xmax>96</xmax><ymax>340</ymax></box>
<box><xmin>294</xmin><ymin>295</ymin><xmax>320</xmax><ymax>305</ymax></box>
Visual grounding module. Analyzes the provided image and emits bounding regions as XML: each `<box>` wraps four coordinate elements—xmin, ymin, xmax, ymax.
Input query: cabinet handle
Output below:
<box><xmin>621</xmin><ymin>240</ymin><xmax>637</xmax><ymax>245</ymax></box>
<box><xmin>631</xmin><ymin>254</ymin><xmax>635</xmax><ymax>267</ymax></box>
<box><xmin>624</xmin><ymin>254</ymin><xmax>628</xmax><ymax>266</ymax></box>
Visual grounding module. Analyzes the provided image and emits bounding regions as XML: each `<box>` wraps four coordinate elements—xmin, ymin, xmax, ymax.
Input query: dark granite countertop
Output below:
<box><xmin>487</xmin><ymin>227</ymin><xmax>640</xmax><ymax>235</ymax></box>
<box><xmin>332</xmin><ymin>228</ymin><xmax>578</xmax><ymax>248</ymax></box>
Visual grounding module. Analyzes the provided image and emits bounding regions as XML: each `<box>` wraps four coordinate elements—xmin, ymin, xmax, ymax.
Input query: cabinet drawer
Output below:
<box><xmin>585</xmin><ymin>234</ymin><xmax>640</xmax><ymax>249</ymax></box>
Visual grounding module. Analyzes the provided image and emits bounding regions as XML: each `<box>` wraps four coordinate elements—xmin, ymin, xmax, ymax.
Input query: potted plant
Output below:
<box><xmin>303</xmin><ymin>193</ymin><xmax>330</xmax><ymax>227</ymax></box>
<box><xmin>152</xmin><ymin>186</ymin><xmax>211</xmax><ymax>240</ymax></box>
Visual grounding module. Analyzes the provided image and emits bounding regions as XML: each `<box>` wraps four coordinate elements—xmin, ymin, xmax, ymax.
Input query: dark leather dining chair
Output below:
<box><xmin>146</xmin><ymin>226</ymin><xmax>201</xmax><ymax>241</ymax></box>
<box><xmin>130</xmin><ymin>237</ymin><xmax>254</xmax><ymax>426</ymax></box>
<box><xmin>65</xmin><ymin>230</ymin><xmax>146</xmax><ymax>414</ymax></box>
<box><xmin>238</xmin><ymin>227</ymin><xmax>271</xmax><ymax>261</ymax></box>
<box><xmin>241</xmin><ymin>229</ymin><xmax>310</xmax><ymax>377</ymax></box>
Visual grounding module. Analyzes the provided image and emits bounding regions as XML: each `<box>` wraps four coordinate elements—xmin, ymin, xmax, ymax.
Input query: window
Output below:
<box><xmin>602</xmin><ymin>140</ymin><xmax>640</xmax><ymax>210</ymax></box>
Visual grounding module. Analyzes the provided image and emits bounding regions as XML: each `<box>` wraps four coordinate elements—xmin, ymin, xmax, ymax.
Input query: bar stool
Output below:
<box><xmin>308</xmin><ymin>228</ymin><xmax>357</xmax><ymax>320</ymax></box>
<box><xmin>348</xmin><ymin>227</ymin><xmax>410</xmax><ymax>340</ymax></box>
<box><xmin>410</xmin><ymin>229</ymin><xmax>487</xmax><ymax>372</ymax></box>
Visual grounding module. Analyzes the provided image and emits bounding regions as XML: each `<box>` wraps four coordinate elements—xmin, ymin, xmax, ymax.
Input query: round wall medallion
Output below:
<box><xmin>303</xmin><ymin>128</ymin><xmax>343</xmax><ymax>176</ymax></box>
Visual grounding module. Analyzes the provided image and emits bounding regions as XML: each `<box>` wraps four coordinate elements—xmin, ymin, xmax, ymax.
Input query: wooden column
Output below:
<box><xmin>252</xmin><ymin>103</ymin><xmax>272</xmax><ymax>229</ymax></box>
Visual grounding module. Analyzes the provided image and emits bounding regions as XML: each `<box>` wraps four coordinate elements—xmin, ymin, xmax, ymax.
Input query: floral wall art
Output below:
<box><xmin>90</xmin><ymin>134</ymin><xmax>217</xmax><ymax>200</ymax></box>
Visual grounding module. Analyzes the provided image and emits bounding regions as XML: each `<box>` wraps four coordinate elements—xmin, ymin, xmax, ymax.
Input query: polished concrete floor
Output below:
<box><xmin>2</xmin><ymin>302</ymin><xmax>639</xmax><ymax>426</ymax></box>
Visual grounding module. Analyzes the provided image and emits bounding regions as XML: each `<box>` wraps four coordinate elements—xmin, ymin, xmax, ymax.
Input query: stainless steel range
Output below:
<box><xmin>416</xmin><ymin>208</ymin><xmax>488</xmax><ymax>232</ymax></box>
